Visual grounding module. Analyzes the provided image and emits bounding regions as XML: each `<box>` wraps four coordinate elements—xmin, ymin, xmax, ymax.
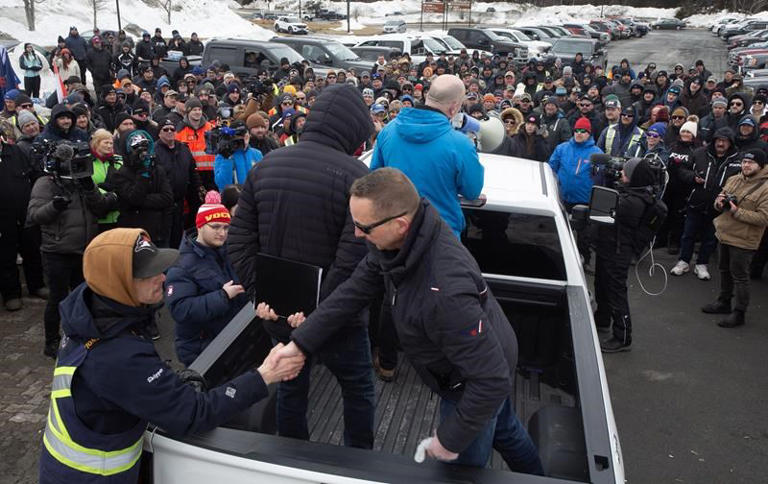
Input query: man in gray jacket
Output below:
<box><xmin>27</xmin><ymin>145</ymin><xmax>116</xmax><ymax>357</ymax></box>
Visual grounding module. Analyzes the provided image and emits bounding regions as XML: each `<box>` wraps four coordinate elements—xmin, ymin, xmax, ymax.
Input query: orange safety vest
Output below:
<box><xmin>175</xmin><ymin>121</ymin><xmax>215</xmax><ymax>171</ymax></box>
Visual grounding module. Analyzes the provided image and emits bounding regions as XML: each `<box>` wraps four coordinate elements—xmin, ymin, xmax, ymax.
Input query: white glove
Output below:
<box><xmin>414</xmin><ymin>437</ymin><xmax>433</xmax><ymax>463</ymax></box>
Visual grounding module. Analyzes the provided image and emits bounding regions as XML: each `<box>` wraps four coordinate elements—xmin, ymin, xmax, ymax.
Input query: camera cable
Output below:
<box><xmin>635</xmin><ymin>237</ymin><xmax>668</xmax><ymax>296</ymax></box>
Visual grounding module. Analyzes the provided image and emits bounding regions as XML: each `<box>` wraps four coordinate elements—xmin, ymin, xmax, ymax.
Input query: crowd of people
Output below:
<box><xmin>0</xmin><ymin>23</ymin><xmax>766</xmax><ymax>482</ymax></box>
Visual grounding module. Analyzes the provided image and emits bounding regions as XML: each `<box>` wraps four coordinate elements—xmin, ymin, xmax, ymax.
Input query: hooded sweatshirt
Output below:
<box><xmin>371</xmin><ymin>105</ymin><xmax>483</xmax><ymax>236</ymax></box>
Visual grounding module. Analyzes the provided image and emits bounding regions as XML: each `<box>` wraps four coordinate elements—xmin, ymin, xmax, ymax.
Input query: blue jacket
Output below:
<box><xmin>40</xmin><ymin>283</ymin><xmax>267</xmax><ymax>483</ymax></box>
<box><xmin>371</xmin><ymin>106</ymin><xmax>483</xmax><ymax>237</ymax></box>
<box><xmin>214</xmin><ymin>147</ymin><xmax>262</xmax><ymax>191</ymax></box>
<box><xmin>165</xmin><ymin>233</ymin><xmax>248</xmax><ymax>366</ymax></box>
<box><xmin>548</xmin><ymin>136</ymin><xmax>603</xmax><ymax>205</ymax></box>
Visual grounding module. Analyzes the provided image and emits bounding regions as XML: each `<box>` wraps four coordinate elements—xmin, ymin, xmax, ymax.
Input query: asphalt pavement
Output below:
<box><xmin>1</xmin><ymin>29</ymin><xmax>766</xmax><ymax>484</ymax></box>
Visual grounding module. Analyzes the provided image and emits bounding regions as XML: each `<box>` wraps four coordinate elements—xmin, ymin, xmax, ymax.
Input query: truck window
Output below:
<box><xmin>244</xmin><ymin>50</ymin><xmax>267</xmax><ymax>68</ymax></box>
<box><xmin>461</xmin><ymin>209</ymin><xmax>567</xmax><ymax>281</ymax></box>
<box><xmin>411</xmin><ymin>40</ymin><xmax>425</xmax><ymax>55</ymax></box>
<box><xmin>301</xmin><ymin>45</ymin><xmax>325</xmax><ymax>62</ymax></box>
<box><xmin>207</xmin><ymin>46</ymin><xmax>239</xmax><ymax>67</ymax></box>
<box><xmin>467</xmin><ymin>30</ymin><xmax>488</xmax><ymax>44</ymax></box>
<box><xmin>379</xmin><ymin>40</ymin><xmax>404</xmax><ymax>50</ymax></box>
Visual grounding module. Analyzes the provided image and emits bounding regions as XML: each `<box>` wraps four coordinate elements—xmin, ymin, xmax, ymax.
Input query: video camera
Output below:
<box><xmin>245</xmin><ymin>76</ymin><xmax>274</xmax><ymax>98</ymax></box>
<box><xmin>32</xmin><ymin>139</ymin><xmax>93</xmax><ymax>180</ymax></box>
<box><xmin>205</xmin><ymin>123</ymin><xmax>248</xmax><ymax>159</ymax></box>
<box><xmin>590</xmin><ymin>153</ymin><xmax>667</xmax><ymax>197</ymax></box>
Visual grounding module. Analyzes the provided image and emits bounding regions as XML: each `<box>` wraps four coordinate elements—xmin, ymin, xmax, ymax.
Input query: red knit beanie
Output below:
<box><xmin>195</xmin><ymin>191</ymin><xmax>231</xmax><ymax>228</ymax></box>
<box><xmin>574</xmin><ymin>117</ymin><xmax>592</xmax><ymax>133</ymax></box>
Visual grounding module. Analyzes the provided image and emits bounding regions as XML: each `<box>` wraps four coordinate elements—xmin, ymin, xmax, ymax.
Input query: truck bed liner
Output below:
<box><xmin>307</xmin><ymin>356</ymin><xmax>575</xmax><ymax>470</ymax></box>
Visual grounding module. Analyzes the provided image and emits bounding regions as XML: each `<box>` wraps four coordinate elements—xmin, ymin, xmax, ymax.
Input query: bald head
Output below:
<box><xmin>426</xmin><ymin>74</ymin><xmax>466</xmax><ymax>117</ymax></box>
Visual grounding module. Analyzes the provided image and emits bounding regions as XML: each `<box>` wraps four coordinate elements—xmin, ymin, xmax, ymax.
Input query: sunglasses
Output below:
<box><xmin>20</xmin><ymin>103</ymin><xmax>33</xmax><ymax>109</ymax></box>
<box><xmin>647</xmin><ymin>132</ymin><xmax>660</xmax><ymax>139</ymax></box>
<box><xmin>281</xmin><ymin>101</ymin><xmax>293</xmax><ymax>106</ymax></box>
<box><xmin>520</xmin><ymin>99</ymin><xmax>532</xmax><ymax>103</ymax></box>
<box><xmin>504</xmin><ymin>119</ymin><xmax>516</xmax><ymax>125</ymax></box>
<box><xmin>621</xmin><ymin>113</ymin><xmax>634</xmax><ymax>118</ymax></box>
<box><xmin>161</xmin><ymin>126</ymin><xmax>176</xmax><ymax>132</ymax></box>
<box><xmin>730</xmin><ymin>102</ymin><xmax>743</xmax><ymax>106</ymax></box>
<box><xmin>326</xmin><ymin>75</ymin><xmax>336</xmax><ymax>79</ymax></box>
<box><xmin>579</xmin><ymin>103</ymin><xmax>592</xmax><ymax>108</ymax></box>
<box><xmin>353</xmin><ymin>210</ymin><xmax>407</xmax><ymax>235</ymax></box>
<box><xmin>671</xmin><ymin>115</ymin><xmax>685</xmax><ymax>120</ymax></box>
<box><xmin>573</xmin><ymin>129</ymin><xmax>589</xmax><ymax>134</ymax></box>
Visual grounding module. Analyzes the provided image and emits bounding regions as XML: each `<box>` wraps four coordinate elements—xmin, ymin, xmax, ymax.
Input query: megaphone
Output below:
<box><xmin>475</xmin><ymin>116</ymin><xmax>506</xmax><ymax>153</ymax></box>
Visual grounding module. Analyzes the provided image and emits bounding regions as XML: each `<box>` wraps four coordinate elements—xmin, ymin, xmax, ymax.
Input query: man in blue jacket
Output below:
<box><xmin>370</xmin><ymin>74</ymin><xmax>484</xmax><ymax>238</ymax></box>
<box><xmin>214</xmin><ymin>120</ymin><xmax>263</xmax><ymax>191</ymax></box>
<box><xmin>39</xmin><ymin>228</ymin><xmax>304</xmax><ymax>484</ymax></box>
<box><xmin>548</xmin><ymin>117</ymin><xmax>603</xmax><ymax>263</ymax></box>
<box><xmin>165</xmin><ymin>198</ymin><xmax>248</xmax><ymax>366</ymax></box>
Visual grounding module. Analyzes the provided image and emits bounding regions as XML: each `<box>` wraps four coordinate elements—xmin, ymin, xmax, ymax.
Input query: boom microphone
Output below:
<box><xmin>52</xmin><ymin>143</ymin><xmax>75</xmax><ymax>162</ymax></box>
<box><xmin>590</xmin><ymin>153</ymin><xmax>613</xmax><ymax>164</ymax></box>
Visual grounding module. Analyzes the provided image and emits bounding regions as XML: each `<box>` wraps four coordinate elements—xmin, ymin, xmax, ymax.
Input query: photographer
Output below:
<box><xmin>212</xmin><ymin>121</ymin><xmax>263</xmax><ymax>191</ymax></box>
<box><xmin>109</xmin><ymin>130</ymin><xmax>173</xmax><ymax>248</ymax></box>
<box><xmin>703</xmin><ymin>149</ymin><xmax>768</xmax><ymax>328</ymax></box>
<box><xmin>27</xmin><ymin>141</ymin><xmax>115</xmax><ymax>357</ymax></box>
<box><xmin>594</xmin><ymin>158</ymin><xmax>666</xmax><ymax>353</ymax></box>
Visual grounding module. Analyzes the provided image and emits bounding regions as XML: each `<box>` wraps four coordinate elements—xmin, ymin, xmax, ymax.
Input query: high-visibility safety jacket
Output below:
<box><xmin>40</xmin><ymin>340</ymin><xmax>145</xmax><ymax>483</ymax></box>
<box><xmin>176</xmin><ymin>120</ymin><xmax>215</xmax><ymax>171</ymax></box>
<box><xmin>600</xmin><ymin>124</ymin><xmax>647</xmax><ymax>159</ymax></box>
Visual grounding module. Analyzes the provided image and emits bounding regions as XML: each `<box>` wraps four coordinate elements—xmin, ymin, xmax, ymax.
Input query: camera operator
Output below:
<box><xmin>703</xmin><ymin>149</ymin><xmax>768</xmax><ymax>328</ymax></box>
<box><xmin>212</xmin><ymin>121</ymin><xmax>263</xmax><ymax>191</ymax></box>
<box><xmin>595</xmin><ymin>158</ymin><xmax>666</xmax><ymax>353</ymax></box>
<box><xmin>109</xmin><ymin>130</ymin><xmax>173</xmax><ymax>248</ymax></box>
<box><xmin>0</xmin><ymin>134</ymin><xmax>46</xmax><ymax>312</ymax></box>
<box><xmin>27</xmin><ymin>141</ymin><xmax>115</xmax><ymax>357</ymax></box>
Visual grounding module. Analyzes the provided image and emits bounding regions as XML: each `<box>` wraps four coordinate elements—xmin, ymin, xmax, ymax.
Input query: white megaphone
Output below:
<box><xmin>475</xmin><ymin>116</ymin><xmax>506</xmax><ymax>153</ymax></box>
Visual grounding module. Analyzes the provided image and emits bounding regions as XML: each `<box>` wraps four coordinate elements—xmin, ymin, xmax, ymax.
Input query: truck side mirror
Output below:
<box><xmin>570</xmin><ymin>204</ymin><xmax>589</xmax><ymax>231</ymax></box>
<box><xmin>588</xmin><ymin>186</ymin><xmax>619</xmax><ymax>225</ymax></box>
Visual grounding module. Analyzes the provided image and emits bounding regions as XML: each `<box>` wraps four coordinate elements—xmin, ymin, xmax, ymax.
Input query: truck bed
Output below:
<box><xmin>306</xmin><ymin>355</ymin><xmax>575</xmax><ymax>470</ymax></box>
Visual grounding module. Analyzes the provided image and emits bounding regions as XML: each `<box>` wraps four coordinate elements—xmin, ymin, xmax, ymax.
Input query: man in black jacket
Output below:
<box><xmin>154</xmin><ymin>117</ymin><xmax>205</xmax><ymax>249</ymax></box>
<box><xmin>257</xmin><ymin>168</ymin><xmax>543</xmax><ymax>472</ymax></box>
<box><xmin>94</xmin><ymin>86</ymin><xmax>126</xmax><ymax>133</ymax></box>
<box><xmin>86</xmin><ymin>36</ymin><xmax>114</xmax><ymax>93</ymax></box>
<box><xmin>670</xmin><ymin>128</ymin><xmax>740</xmax><ymax>280</ymax></box>
<box><xmin>228</xmin><ymin>83</ymin><xmax>376</xmax><ymax>449</ymax></box>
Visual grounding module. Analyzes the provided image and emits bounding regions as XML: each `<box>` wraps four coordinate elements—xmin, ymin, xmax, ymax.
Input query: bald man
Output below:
<box><xmin>371</xmin><ymin>74</ymin><xmax>483</xmax><ymax>238</ymax></box>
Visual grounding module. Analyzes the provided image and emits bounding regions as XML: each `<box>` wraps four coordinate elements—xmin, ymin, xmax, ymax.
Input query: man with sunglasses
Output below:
<box><xmin>597</xmin><ymin>105</ymin><xmax>647</xmax><ymax>159</ymax></box>
<box><xmin>259</xmin><ymin>168</ymin><xmax>543</xmax><ymax>473</ymax></box>
<box><xmin>726</xmin><ymin>93</ymin><xmax>749</xmax><ymax>129</ymax></box>
<box><xmin>229</xmin><ymin>84</ymin><xmax>376</xmax><ymax>450</ymax></box>
<box><xmin>568</xmin><ymin>95</ymin><xmax>604</xmax><ymax>142</ymax></box>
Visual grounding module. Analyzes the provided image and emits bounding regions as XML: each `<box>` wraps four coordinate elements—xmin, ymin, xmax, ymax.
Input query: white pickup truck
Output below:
<box><xmin>139</xmin><ymin>154</ymin><xmax>624</xmax><ymax>484</ymax></box>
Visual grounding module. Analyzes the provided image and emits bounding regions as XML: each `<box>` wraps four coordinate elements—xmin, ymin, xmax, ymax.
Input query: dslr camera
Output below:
<box><xmin>32</xmin><ymin>139</ymin><xmax>93</xmax><ymax>180</ymax></box>
<box><xmin>205</xmin><ymin>123</ymin><xmax>248</xmax><ymax>159</ymax></box>
<box><xmin>723</xmin><ymin>193</ymin><xmax>739</xmax><ymax>207</ymax></box>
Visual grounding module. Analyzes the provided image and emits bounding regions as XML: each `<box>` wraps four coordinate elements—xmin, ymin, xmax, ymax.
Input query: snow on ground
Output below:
<box><xmin>333</xmin><ymin>18</ymin><xmax>367</xmax><ymax>31</ymax></box>
<box><xmin>0</xmin><ymin>0</ymin><xmax>273</xmax><ymax>46</ymax></box>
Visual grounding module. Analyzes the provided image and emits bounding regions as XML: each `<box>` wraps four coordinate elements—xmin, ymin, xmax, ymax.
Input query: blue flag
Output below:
<box><xmin>0</xmin><ymin>46</ymin><xmax>21</xmax><ymax>100</ymax></box>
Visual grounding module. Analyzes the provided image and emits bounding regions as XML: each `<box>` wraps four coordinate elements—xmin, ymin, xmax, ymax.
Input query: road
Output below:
<box><xmin>1</xmin><ymin>29</ymin><xmax>766</xmax><ymax>483</ymax></box>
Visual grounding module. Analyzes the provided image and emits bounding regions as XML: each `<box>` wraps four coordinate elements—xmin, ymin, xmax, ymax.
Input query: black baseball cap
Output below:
<box><xmin>132</xmin><ymin>233</ymin><xmax>179</xmax><ymax>278</ymax></box>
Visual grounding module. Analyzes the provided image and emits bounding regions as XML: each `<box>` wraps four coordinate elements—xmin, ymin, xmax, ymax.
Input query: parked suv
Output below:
<box><xmin>202</xmin><ymin>38</ymin><xmax>310</xmax><ymax>78</ymax></box>
<box><xmin>383</xmin><ymin>19</ymin><xmax>407</xmax><ymax>34</ymax></box>
<box><xmin>448</xmin><ymin>27</ymin><xmax>529</xmax><ymax>65</ymax></box>
<box><xmin>550</xmin><ymin>37</ymin><xmax>607</xmax><ymax>69</ymax></box>
<box><xmin>272</xmin><ymin>36</ymin><xmax>372</xmax><ymax>73</ymax></box>
<box><xmin>274</xmin><ymin>16</ymin><xmax>308</xmax><ymax>34</ymax></box>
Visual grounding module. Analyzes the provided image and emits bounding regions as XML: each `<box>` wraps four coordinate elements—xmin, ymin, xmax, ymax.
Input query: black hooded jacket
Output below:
<box><xmin>228</xmin><ymin>84</ymin><xmax>373</xmax><ymax>304</ymax></box>
<box><xmin>291</xmin><ymin>200</ymin><xmax>519</xmax><ymax>454</ymax></box>
<box><xmin>683</xmin><ymin>130</ymin><xmax>741</xmax><ymax>214</ymax></box>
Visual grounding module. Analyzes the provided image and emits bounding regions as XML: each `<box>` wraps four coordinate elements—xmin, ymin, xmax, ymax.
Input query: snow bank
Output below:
<box><xmin>0</xmin><ymin>0</ymin><xmax>273</xmax><ymax>45</ymax></box>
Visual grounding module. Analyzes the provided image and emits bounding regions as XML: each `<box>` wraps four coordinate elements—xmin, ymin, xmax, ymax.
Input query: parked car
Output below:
<box><xmin>514</xmin><ymin>26</ymin><xmax>560</xmax><ymax>43</ymax></box>
<box><xmin>201</xmin><ymin>38</ymin><xmax>316</xmax><ymax>78</ymax></box>
<box><xmin>712</xmin><ymin>17</ymin><xmax>743</xmax><ymax>35</ymax></box>
<box><xmin>562</xmin><ymin>23</ymin><xmax>610</xmax><ymax>43</ymax></box>
<box><xmin>353</xmin><ymin>34</ymin><xmax>448</xmax><ymax>65</ymax></box>
<box><xmin>426</xmin><ymin>33</ymin><xmax>494</xmax><ymax>61</ymax></box>
<box><xmin>488</xmin><ymin>28</ymin><xmax>553</xmax><ymax>58</ymax></box>
<box><xmin>382</xmin><ymin>19</ymin><xmax>407</xmax><ymax>34</ymax></box>
<box><xmin>651</xmin><ymin>18</ymin><xmax>686</xmax><ymax>30</ymax></box>
<box><xmin>590</xmin><ymin>20</ymin><xmax>620</xmax><ymax>40</ymax></box>
<box><xmin>272</xmin><ymin>36</ymin><xmax>371</xmax><ymax>72</ymax></box>
<box><xmin>274</xmin><ymin>16</ymin><xmax>308</xmax><ymax>34</ymax></box>
<box><xmin>721</xmin><ymin>19</ymin><xmax>768</xmax><ymax>40</ymax></box>
<box><xmin>140</xmin><ymin>153</ymin><xmax>625</xmax><ymax>484</ymax></box>
<box><xmin>550</xmin><ymin>37</ymin><xmax>606</xmax><ymax>69</ymax></box>
<box><xmin>350</xmin><ymin>45</ymin><xmax>400</xmax><ymax>62</ymax></box>
<box><xmin>448</xmin><ymin>27</ymin><xmax>529</xmax><ymax>65</ymax></box>
<box><xmin>728</xmin><ymin>30</ymin><xmax>768</xmax><ymax>49</ymax></box>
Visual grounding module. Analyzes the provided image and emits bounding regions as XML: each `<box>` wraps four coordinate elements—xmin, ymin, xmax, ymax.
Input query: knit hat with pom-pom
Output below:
<box><xmin>195</xmin><ymin>191</ymin><xmax>230</xmax><ymax>228</ymax></box>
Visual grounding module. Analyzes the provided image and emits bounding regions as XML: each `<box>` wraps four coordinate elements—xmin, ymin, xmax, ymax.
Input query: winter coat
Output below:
<box><xmin>597</xmin><ymin>122</ymin><xmax>647</xmax><ymax>158</ymax></box>
<box><xmin>249</xmin><ymin>135</ymin><xmax>280</xmax><ymax>156</ymax></box>
<box><xmin>699</xmin><ymin>113</ymin><xmax>729</xmax><ymax>145</ymax></box>
<box><xmin>734</xmin><ymin>123</ymin><xmax>768</xmax><ymax>152</ymax></box>
<box><xmin>65</xmin><ymin>34</ymin><xmax>88</xmax><ymax>60</ymax></box>
<box><xmin>371</xmin><ymin>105</ymin><xmax>483</xmax><ymax>236</ymax></box>
<box><xmin>166</xmin><ymin>233</ymin><xmax>249</xmax><ymax>366</ymax></box>
<box><xmin>541</xmin><ymin>111</ymin><xmax>572</xmax><ymax>153</ymax></box>
<box><xmin>135</xmin><ymin>40</ymin><xmax>154</xmax><ymax>61</ymax></box>
<box><xmin>38</xmin><ymin>105</ymin><xmax>89</xmax><ymax>143</ymax></box>
<box><xmin>213</xmin><ymin>147</ymin><xmax>263</xmax><ymax>191</ymax></box>
<box><xmin>187</xmin><ymin>40</ymin><xmax>204</xmax><ymax>56</ymax></box>
<box><xmin>548</xmin><ymin>136</ymin><xmax>603</xmax><ymax>205</ymax></box>
<box><xmin>667</xmin><ymin>139</ymin><xmax>699</xmax><ymax>196</ymax></box>
<box><xmin>291</xmin><ymin>200</ymin><xmax>519</xmax><ymax>454</ymax></box>
<box><xmin>151</xmin><ymin>36</ymin><xmax>168</xmax><ymax>59</ymax></box>
<box><xmin>228</xmin><ymin>84</ymin><xmax>371</xmax><ymax>304</ymax></box>
<box><xmin>153</xmin><ymin>140</ymin><xmax>202</xmax><ymax>204</ymax></box>
<box><xmin>108</xmin><ymin>137</ymin><xmax>174</xmax><ymax>242</ymax></box>
<box><xmin>682</xmin><ymin>144</ymin><xmax>741</xmax><ymax>215</ymax></box>
<box><xmin>506</xmin><ymin>130</ymin><xmax>551</xmax><ymax>162</ymax></box>
<box><xmin>54</xmin><ymin>57</ymin><xmax>81</xmax><ymax>83</ymax></box>
<box><xmin>19</xmin><ymin>51</ymin><xmax>44</xmax><ymax>78</ymax></box>
<box><xmin>86</xmin><ymin>47</ymin><xmax>113</xmax><ymax>82</ymax></box>
<box><xmin>27</xmin><ymin>177</ymin><xmax>110</xmax><ymax>254</ymax></box>
<box><xmin>714</xmin><ymin>165</ymin><xmax>768</xmax><ymax>250</ymax></box>
<box><xmin>113</xmin><ymin>51</ymin><xmax>137</xmax><ymax>78</ymax></box>
<box><xmin>0</xmin><ymin>142</ymin><xmax>38</xmax><ymax>223</ymax></box>
<box><xmin>94</xmin><ymin>101</ymin><xmax>126</xmax><ymax>133</ymax></box>
<box><xmin>679</xmin><ymin>85</ymin><xmax>709</xmax><ymax>118</ymax></box>
<box><xmin>90</xmin><ymin>152</ymin><xmax>122</xmax><ymax>224</ymax></box>
<box><xmin>39</xmin><ymin>282</ymin><xmax>267</xmax><ymax>483</ymax></box>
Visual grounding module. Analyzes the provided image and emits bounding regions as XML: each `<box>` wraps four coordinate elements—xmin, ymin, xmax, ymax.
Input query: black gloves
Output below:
<box><xmin>52</xmin><ymin>196</ymin><xmax>71</xmax><ymax>211</ymax></box>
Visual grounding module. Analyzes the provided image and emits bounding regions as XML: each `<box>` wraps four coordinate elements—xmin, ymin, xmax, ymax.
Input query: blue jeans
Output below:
<box><xmin>679</xmin><ymin>208</ymin><xmax>717</xmax><ymax>265</ymax></box>
<box><xmin>439</xmin><ymin>397</ymin><xmax>544</xmax><ymax>474</ymax></box>
<box><xmin>276</xmin><ymin>325</ymin><xmax>375</xmax><ymax>449</ymax></box>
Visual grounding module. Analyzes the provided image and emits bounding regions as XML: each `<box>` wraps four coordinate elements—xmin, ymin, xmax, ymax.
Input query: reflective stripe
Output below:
<box><xmin>43</xmin><ymin>363</ymin><xmax>144</xmax><ymax>476</ymax></box>
<box><xmin>605</xmin><ymin>128</ymin><xmax>642</xmax><ymax>157</ymax></box>
<box><xmin>44</xmin><ymin>426</ymin><xmax>143</xmax><ymax>476</ymax></box>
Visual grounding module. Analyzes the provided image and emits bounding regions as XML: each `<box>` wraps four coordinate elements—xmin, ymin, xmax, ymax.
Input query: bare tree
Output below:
<box><xmin>160</xmin><ymin>0</ymin><xmax>172</xmax><ymax>24</ymax></box>
<box><xmin>23</xmin><ymin>0</ymin><xmax>45</xmax><ymax>31</ymax></box>
<box><xmin>91</xmin><ymin>0</ymin><xmax>106</xmax><ymax>30</ymax></box>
